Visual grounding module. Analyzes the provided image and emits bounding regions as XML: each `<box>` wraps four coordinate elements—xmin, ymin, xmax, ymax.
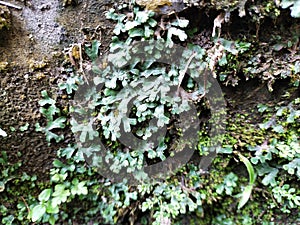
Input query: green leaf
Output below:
<box><xmin>52</xmin><ymin>184</ymin><xmax>70</xmax><ymax>205</ymax></box>
<box><xmin>85</xmin><ymin>40</ymin><xmax>101</xmax><ymax>61</ymax></box>
<box><xmin>283</xmin><ymin>158</ymin><xmax>300</xmax><ymax>178</ymax></box>
<box><xmin>128</xmin><ymin>28</ymin><xmax>144</xmax><ymax>37</ymax></box>
<box><xmin>281</xmin><ymin>0</ymin><xmax>294</xmax><ymax>8</ymax></box>
<box><xmin>148</xmin><ymin>18</ymin><xmax>157</xmax><ymax>27</ymax></box>
<box><xmin>40</xmin><ymin>105</ymin><xmax>60</xmax><ymax>121</ymax></box>
<box><xmin>108</xmin><ymin>52</ymin><xmax>128</xmax><ymax>68</ymax></box>
<box><xmin>217</xmin><ymin>146</ymin><xmax>233</xmax><ymax>154</ymax></box>
<box><xmin>272</xmin><ymin>124</ymin><xmax>285</xmax><ymax>133</ymax></box>
<box><xmin>46</xmin><ymin>200</ymin><xmax>59</xmax><ymax>214</ymax></box>
<box><xmin>71</xmin><ymin>179</ymin><xmax>88</xmax><ymax>196</ymax></box>
<box><xmin>257</xmin><ymin>104</ymin><xmax>268</xmax><ymax>113</ymax></box>
<box><xmin>174</xmin><ymin>18</ymin><xmax>189</xmax><ymax>28</ymax></box>
<box><xmin>53</xmin><ymin>159</ymin><xmax>65</xmax><ymax>168</ymax></box>
<box><xmin>216</xmin><ymin>172</ymin><xmax>238</xmax><ymax>195</ymax></box>
<box><xmin>238</xmin><ymin>185</ymin><xmax>253</xmax><ymax>209</ymax></box>
<box><xmin>0</xmin><ymin>151</ymin><xmax>7</xmax><ymax>164</ymax></box>
<box><xmin>141</xmin><ymin>67</ymin><xmax>165</xmax><ymax>77</ymax></box>
<box><xmin>219</xmin><ymin>38</ymin><xmax>238</xmax><ymax>55</ymax></box>
<box><xmin>0</xmin><ymin>181</ymin><xmax>5</xmax><ymax>192</ymax></box>
<box><xmin>2</xmin><ymin>215</ymin><xmax>14</xmax><ymax>225</ymax></box>
<box><xmin>31</xmin><ymin>204</ymin><xmax>46</xmax><ymax>222</ymax></box>
<box><xmin>262</xmin><ymin>168</ymin><xmax>279</xmax><ymax>186</ymax></box>
<box><xmin>58</xmin><ymin>76</ymin><xmax>80</xmax><ymax>94</ymax></box>
<box><xmin>218</xmin><ymin>54</ymin><xmax>228</xmax><ymax>66</ymax></box>
<box><xmin>124</xmin><ymin>191</ymin><xmax>137</xmax><ymax>206</ymax></box>
<box><xmin>178</xmin><ymin>18</ymin><xmax>189</xmax><ymax>28</ymax></box>
<box><xmin>148</xmin><ymin>149</ymin><xmax>157</xmax><ymax>158</ymax></box>
<box><xmin>110</xmin><ymin>37</ymin><xmax>125</xmax><ymax>51</ymax></box>
<box><xmin>19</xmin><ymin>123</ymin><xmax>29</xmax><ymax>131</ymax></box>
<box><xmin>49</xmin><ymin>215</ymin><xmax>56</xmax><ymax>225</ymax></box>
<box><xmin>59</xmin><ymin>145</ymin><xmax>76</xmax><ymax>159</ymax></box>
<box><xmin>113</xmin><ymin>23</ymin><xmax>125</xmax><ymax>35</ymax></box>
<box><xmin>235</xmin><ymin>41</ymin><xmax>251</xmax><ymax>53</ymax></box>
<box><xmin>46</xmin><ymin>117</ymin><xmax>66</xmax><ymax>130</ymax></box>
<box><xmin>238</xmin><ymin>153</ymin><xmax>256</xmax><ymax>184</ymax></box>
<box><xmin>276</xmin><ymin>106</ymin><xmax>286</xmax><ymax>116</ymax></box>
<box><xmin>122</xmin><ymin>117</ymin><xmax>131</xmax><ymax>132</ymax></box>
<box><xmin>105</xmin><ymin>8</ymin><xmax>125</xmax><ymax>21</ymax></box>
<box><xmin>38</xmin><ymin>189</ymin><xmax>52</xmax><ymax>202</ymax></box>
<box><xmin>144</xmin><ymin>25</ymin><xmax>153</xmax><ymax>38</ymax></box>
<box><xmin>125</xmin><ymin>20</ymin><xmax>140</xmax><ymax>30</ymax></box>
<box><xmin>106</xmin><ymin>77</ymin><xmax>117</xmax><ymax>89</ymax></box>
<box><xmin>136</xmin><ymin>11</ymin><xmax>149</xmax><ymax>23</ymax></box>
<box><xmin>70</xmin><ymin>119</ymin><xmax>98</xmax><ymax>142</ymax></box>
<box><xmin>39</xmin><ymin>90</ymin><xmax>56</xmax><ymax>106</ymax></box>
<box><xmin>137</xmin><ymin>104</ymin><xmax>148</xmax><ymax>112</ymax></box>
<box><xmin>45</xmin><ymin>131</ymin><xmax>64</xmax><ymax>143</ymax></box>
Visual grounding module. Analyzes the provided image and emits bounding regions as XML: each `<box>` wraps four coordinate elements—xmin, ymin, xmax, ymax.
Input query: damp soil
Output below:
<box><xmin>0</xmin><ymin>0</ymin><xmax>116</xmax><ymax>176</ymax></box>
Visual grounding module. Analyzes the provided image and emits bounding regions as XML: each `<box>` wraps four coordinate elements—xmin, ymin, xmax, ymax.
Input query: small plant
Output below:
<box><xmin>69</xmin><ymin>2</ymin><xmax>218</xmax><ymax>186</ymax></box>
<box><xmin>29</xmin><ymin>145</ymin><xmax>89</xmax><ymax>224</ymax></box>
<box><xmin>247</xmin><ymin>98</ymin><xmax>300</xmax><ymax>213</ymax></box>
<box><xmin>35</xmin><ymin>90</ymin><xmax>66</xmax><ymax>143</ymax></box>
<box><xmin>216</xmin><ymin>172</ymin><xmax>238</xmax><ymax>195</ymax></box>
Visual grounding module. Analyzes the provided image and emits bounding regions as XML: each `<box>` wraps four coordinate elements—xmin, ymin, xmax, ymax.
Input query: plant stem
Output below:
<box><xmin>0</xmin><ymin>1</ymin><xmax>22</xmax><ymax>10</ymax></box>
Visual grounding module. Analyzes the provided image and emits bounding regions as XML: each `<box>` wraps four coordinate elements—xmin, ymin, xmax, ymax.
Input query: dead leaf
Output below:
<box><xmin>238</xmin><ymin>0</ymin><xmax>248</xmax><ymax>17</ymax></box>
<box><xmin>212</xmin><ymin>12</ymin><xmax>225</xmax><ymax>37</ymax></box>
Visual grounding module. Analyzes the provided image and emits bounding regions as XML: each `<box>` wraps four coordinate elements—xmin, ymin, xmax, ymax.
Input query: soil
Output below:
<box><xmin>0</xmin><ymin>0</ymin><xmax>115</xmax><ymax>176</ymax></box>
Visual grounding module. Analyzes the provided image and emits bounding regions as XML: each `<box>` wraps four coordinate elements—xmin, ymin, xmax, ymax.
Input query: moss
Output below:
<box><xmin>28</xmin><ymin>59</ymin><xmax>47</xmax><ymax>72</ymax></box>
<box><xmin>210</xmin><ymin>0</ymin><xmax>240</xmax><ymax>10</ymax></box>
<box><xmin>225</xmin><ymin>113</ymin><xmax>266</xmax><ymax>148</ymax></box>
<box><xmin>0</xmin><ymin>61</ymin><xmax>9</xmax><ymax>72</ymax></box>
<box><xmin>0</xmin><ymin>5</ymin><xmax>10</xmax><ymax>30</ymax></box>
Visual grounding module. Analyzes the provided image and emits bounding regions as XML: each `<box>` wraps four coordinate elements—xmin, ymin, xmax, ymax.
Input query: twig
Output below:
<box><xmin>68</xmin><ymin>43</ymin><xmax>88</xmax><ymax>84</ymax></box>
<box><xmin>68</xmin><ymin>46</ymin><xmax>77</xmax><ymax>67</ymax></box>
<box><xmin>197</xmin><ymin>68</ymin><xmax>207</xmax><ymax>100</ymax></box>
<box><xmin>180</xmin><ymin>176</ymin><xmax>196</xmax><ymax>193</ymax></box>
<box><xmin>21</xmin><ymin>196</ymin><xmax>30</xmax><ymax>214</ymax></box>
<box><xmin>78</xmin><ymin>43</ymin><xmax>89</xmax><ymax>85</ymax></box>
<box><xmin>0</xmin><ymin>1</ymin><xmax>22</xmax><ymax>10</ymax></box>
<box><xmin>177</xmin><ymin>52</ymin><xmax>197</xmax><ymax>91</ymax></box>
<box><xmin>78</xmin><ymin>43</ymin><xmax>84</xmax><ymax>73</ymax></box>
